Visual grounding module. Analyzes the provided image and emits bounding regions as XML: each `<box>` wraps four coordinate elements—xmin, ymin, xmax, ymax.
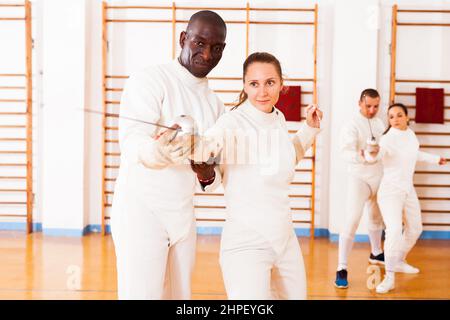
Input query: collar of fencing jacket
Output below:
<box><xmin>241</xmin><ymin>99</ymin><xmax>280</xmax><ymax>126</ymax></box>
<box><xmin>172</xmin><ymin>58</ymin><xmax>209</xmax><ymax>89</ymax></box>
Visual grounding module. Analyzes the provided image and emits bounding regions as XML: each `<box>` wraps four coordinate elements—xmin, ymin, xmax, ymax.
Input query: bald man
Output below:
<box><xmin>111</xmin><ymin>11</ymin><xmax>227</xmax><ymax>300</ymax></box>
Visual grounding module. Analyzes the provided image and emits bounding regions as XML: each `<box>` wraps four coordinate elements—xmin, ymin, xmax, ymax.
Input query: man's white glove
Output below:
<box><xmin>154</xmin><ymin>125</ymin><xmax>197</xmax><ymax>164</ymax></box>
<box><xmin>360</xmin><ymin>137</ymin><xmax>379</xmax><ymax>164</ymax></box>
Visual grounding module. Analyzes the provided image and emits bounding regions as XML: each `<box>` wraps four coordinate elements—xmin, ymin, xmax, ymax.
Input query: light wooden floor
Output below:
<box><xmin>0</xmin><ymin>231</ymin><xmax>449</xmax><ymax>300</ymax></box>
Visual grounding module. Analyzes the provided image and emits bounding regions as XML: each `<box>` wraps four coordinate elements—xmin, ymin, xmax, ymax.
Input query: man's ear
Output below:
<box><xmin>179</xmin><ymin>31</ymin><xmax>187</xmax><ymax>48</ymax></box>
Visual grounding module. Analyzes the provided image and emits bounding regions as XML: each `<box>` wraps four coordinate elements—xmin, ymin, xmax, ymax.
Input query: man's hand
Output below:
<box><xmin>368</xmin><ymin>145</ymin><xmax>380</xmax><ymax>157</ymax></box>
<box><xmin>439</xmin><ymin>157</ymin><xmax>447</xmax><ymax>165</ymax></box>
<box><xmin>191</xmin><ymin>162</ymin><xmax>215</xmax><ymax>180</ymax></box>
<box><xmin>361</xmin><ymin>149</ymin><xmax>378</xmax><ymax>164</ymax></box>
<box><xmin>190</xmin><ymin>153</ymin><xmax>219</xmax><ymax>187</ymax></box>
<box><xmin>190</xmin><ymin>155</ymin><xmax>217</xmax><ymax>181</ymax></box>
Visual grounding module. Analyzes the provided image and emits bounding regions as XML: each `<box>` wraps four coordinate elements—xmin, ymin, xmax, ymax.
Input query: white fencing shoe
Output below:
<box><xmin>376</xmin><ymin>275</ymin><xmax>395</xmax><ymax>294</ymax></box>
<box><xmin>394</xmin><ymin>261</ymin><xmax>419</xmax><ymax>274</ymax></box>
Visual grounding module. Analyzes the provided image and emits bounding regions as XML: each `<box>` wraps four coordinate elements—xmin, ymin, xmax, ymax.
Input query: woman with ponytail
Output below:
<box><xmin>195</xmin><ymin>52</ymin><xmax>322</xmax><ymax>299</ymax></box>
<box><xmin>362</xmin><ymin>103</ymin><xmax>447</xmax><ymax>294</ymax></box>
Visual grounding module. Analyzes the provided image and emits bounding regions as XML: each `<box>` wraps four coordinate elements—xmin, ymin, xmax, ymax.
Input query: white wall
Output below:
<box><xmin>328</xmin><ymin>0</ymin><xmax>381</xmax><ymax>237</ymax></box>
<box><xmin>41</xmin><ymin>0</ymin><xmax>87</xmax><ymax>234</ymax></box>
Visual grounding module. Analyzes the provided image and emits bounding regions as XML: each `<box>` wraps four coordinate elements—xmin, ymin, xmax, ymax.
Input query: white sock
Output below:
<box><xmin>385</xmin><ymin>254</ymin><xmax>400</xmax><ymax>273</ymax></box>
<box><xmin>368</xmin><ymin>229</ymin><xmax>383</xmax><ymax>256</ymax></box>
<box><xmin>385</xmin><ymin>271</ymin><xmax>395</xmax><ymax>280</ymax></box>
<box><xmin>399</xmin><ymin>250</ymin><xmax>408</xmax><ymax>262</ymax></box>
<box><xmin>337</xmin><ymin>234</ymin><xmax>354</xmax><ymax>271</ymax></box>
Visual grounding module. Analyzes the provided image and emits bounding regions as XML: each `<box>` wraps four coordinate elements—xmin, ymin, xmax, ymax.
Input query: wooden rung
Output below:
<box><xmin>105</xmin><ymin>139</ymin><xmax>119</xmax><ymax>143</ymax></box>
<box><xmin>0</xmin><ymin>4</ymin><xmax>25</xmax><ymax>7</ymax></box>
<box><xmin>251</xmin><ymin>21</ymin><xmax>314</xmax><ymax>25</ymax></box>
<box><xmin>106</xmin><ymin>88</ymin><xmax>123</xmax><ymax>92</ymax></box>
<box><xmin>420</xmin><ymin>145</ymin><xmax>450</xmax><ymax>149</ymax></box>
<box><xmin>295</xmin><ymin>169</ymin><xmax>312</xmax><ymax>172</ymax></box>
<box><xmin>106</xmin><ymin>5</ymin><xmax>315</xmax><ymax>12</ymax></box>
<box><xmin>105</xmin><ymin>165</ymin><xmax>120</xmax><ymax>169</ymax></box>
<box><xmin>105</xmin><ymin>100</ymin><xmax>120</xmax><ymax>105</ymax></box>
<box><xmin>213</xmin><ymin>90</ymin><xmax>241</xmax><ymax>93</ymax></box>
<box><xmin>396</xmin><ymin>79</ymin><xmax>450</xmax><ymax>83</ymax></box>
<box><xmin>291</xmin><ymin>207</ymin><xmax>311</xmax><ymax>211</ymax></box>
<box><xmin>105</xmin><ymin>113</ymin><xmax>119</xmax><ymax>118</ymax></box>
<box><xmin>106</xmin><ymin>19</ymin><xmax>175</xmax><ymax>23</ymax></box>
<box><xmin>195</xmin><ymin>205</ymin><xmax>226</xmax><ymax>209</ymax></box>
<box><xmin>0</xmin><ymin>112</ymin><xmax>27</xmax><ymax>115</ymax></box>
<box><xmin>291</xmin><ymin>182</ymin><xmax>312</xmax><ymax>185</ymax></box>
<box><xmin>415</xmin><ymin>171</ymin><xmax>450</xmax><ymax>174</ymax></box>
<box><xmin>105</xmin><ymin>178</ymin><xmax>116</xmax><ymax>182</ymax></box>
<box><xmin>195</xmin><ymin>218</ymin><xmax>225</xmax><ymax>222</ymax></box>
<box><xmin>0</xmin><ymin>125</ymin><xmax>26</xmax><ymax>128</ymax></box>
<box><xmin>0</xmin><ymin>151</ymin><xmax>26</xmax><ymax>154</ymax></box>
<box><xmin>422</xmin><ymin>223</ymin><xmax>450</xmax><ymax>226</ymax></box>
<box><xmin>0</xmin><ymin>74</ymin><xmax>25</xmax><ymax>77</ymax></box>
<box><xmin>0</xmin><ymin>138</ymin><xmax>26</xmax><ymax>141</ymax></box>
<box><xmin>104</xmin><ymin>216</ymin><xmax>111</xmax><ymax>220</ymax></box>
<box><xmin>422</xmin><ymin>210</ymin><xmax>450</xmax><ymax>214</ymax></box>
<box><xmin>0</xmin><ymin>202</ymin><xmax>27</xmax><ymax>205</ymax></box>
<box><xmin>105</xmin><ymin>126</ymin><xmax>118</xmax><ymax>130</ymax></box>
<box><xmin>0</xmin><ymin>176</ymin><xmax>26</xmax><ymax>179</ymax></box>
<box><xmin>250</xmin><ymin>7</ymin><xmax>314</xmax><ymax>12</ymax></box>
<box><xmin>396</xmin><ymin>92</ymin><xmax>450</xmax><ymax>97</ymax></box>
<box><xmin>292</xmin><ymin>220</ymin><xmax>312</xmax><ymax>223</ymax></box>
<box><xmin>405</xmin><ymin>105</ymin><xmax>450</xmax><ymax>110</ymax></box>
<box><xmin>398</xmin><ymin>9</ymin><xmax>450</xmax><ymax>13</ymax></box>
<box><xmin>105</xmin><ymin>191</ymin><xmax>114</xmax><ymax>195</ymax></box>
<box><xmin>415</xmin><ymin>132</ymin><xmax>450</xmax><ymax>136</ymax></box>
<box><xmin>106</xmin><ymin>5</ymin><xmax>172</xmax><ymax>9</ymax></box>
<box><xmin>411</xmin><ymin>118</ymin><xmax>450</xmax><ymax>122</ymax></box>
<box><xmin>0</xmin><ymin>189</ymin><xmax>26</xmax><ymax>192</ymax></box>
<box><xmin>0</xmin><ymin>99</ymin><xmax>26</xmax><ymax>103</ymax></box>
<box><xmin>105</xmin><ymin>75</ymin><xmax>129</xmax><ymax>79</ymax></box>
<box><xmin>397</xmin><ymin>23</ymin><xmax>450</xmax><ymax>27</ymax></box>
<box><xmin>0</xmin><ymin>18</ymin><xmax>25</xmax><ymax>21</ymax></box>
<box><xmin>0</xmin><ymin>163</ymin><xmax>26</xmax><ymax>167</ymax></box>
<box><xmin>288</xmin><ymin>194</ymin><xmax>312</xmax><ymax>198</ymax></box>
<box><xmin>415</xmin><ymin>184</ymin><xmax>450</xmax><ymax>188</ymax></box>
<box><xmin>105</xmin><ymin>152</ymin><xmax>120</xmax><ymax>156</ymax></box>
<box><xmin>106</xmin><ymin>19</ymin><xmax>314</xmax><ymax>25</ymax></box>
<box><xmin>419</xmin><ymin>197</ymin><xmax>450</xmax><ymax>201</ymax></box>
<box><xmin>0</xmin><ymin>214</ymin><xmax>27</xmax><ymax>217</ymax></box>
<box><xmin>0</xmin><ymin>86</ymin><xmax>25</xmax><ymax>90</ymax></box>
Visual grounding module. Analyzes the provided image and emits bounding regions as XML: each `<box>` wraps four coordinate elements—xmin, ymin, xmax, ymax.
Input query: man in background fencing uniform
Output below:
<box><xmin>334</xmin><ymin>89</ymin><xmax>386</xmax><ymax>289</ymax></box>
